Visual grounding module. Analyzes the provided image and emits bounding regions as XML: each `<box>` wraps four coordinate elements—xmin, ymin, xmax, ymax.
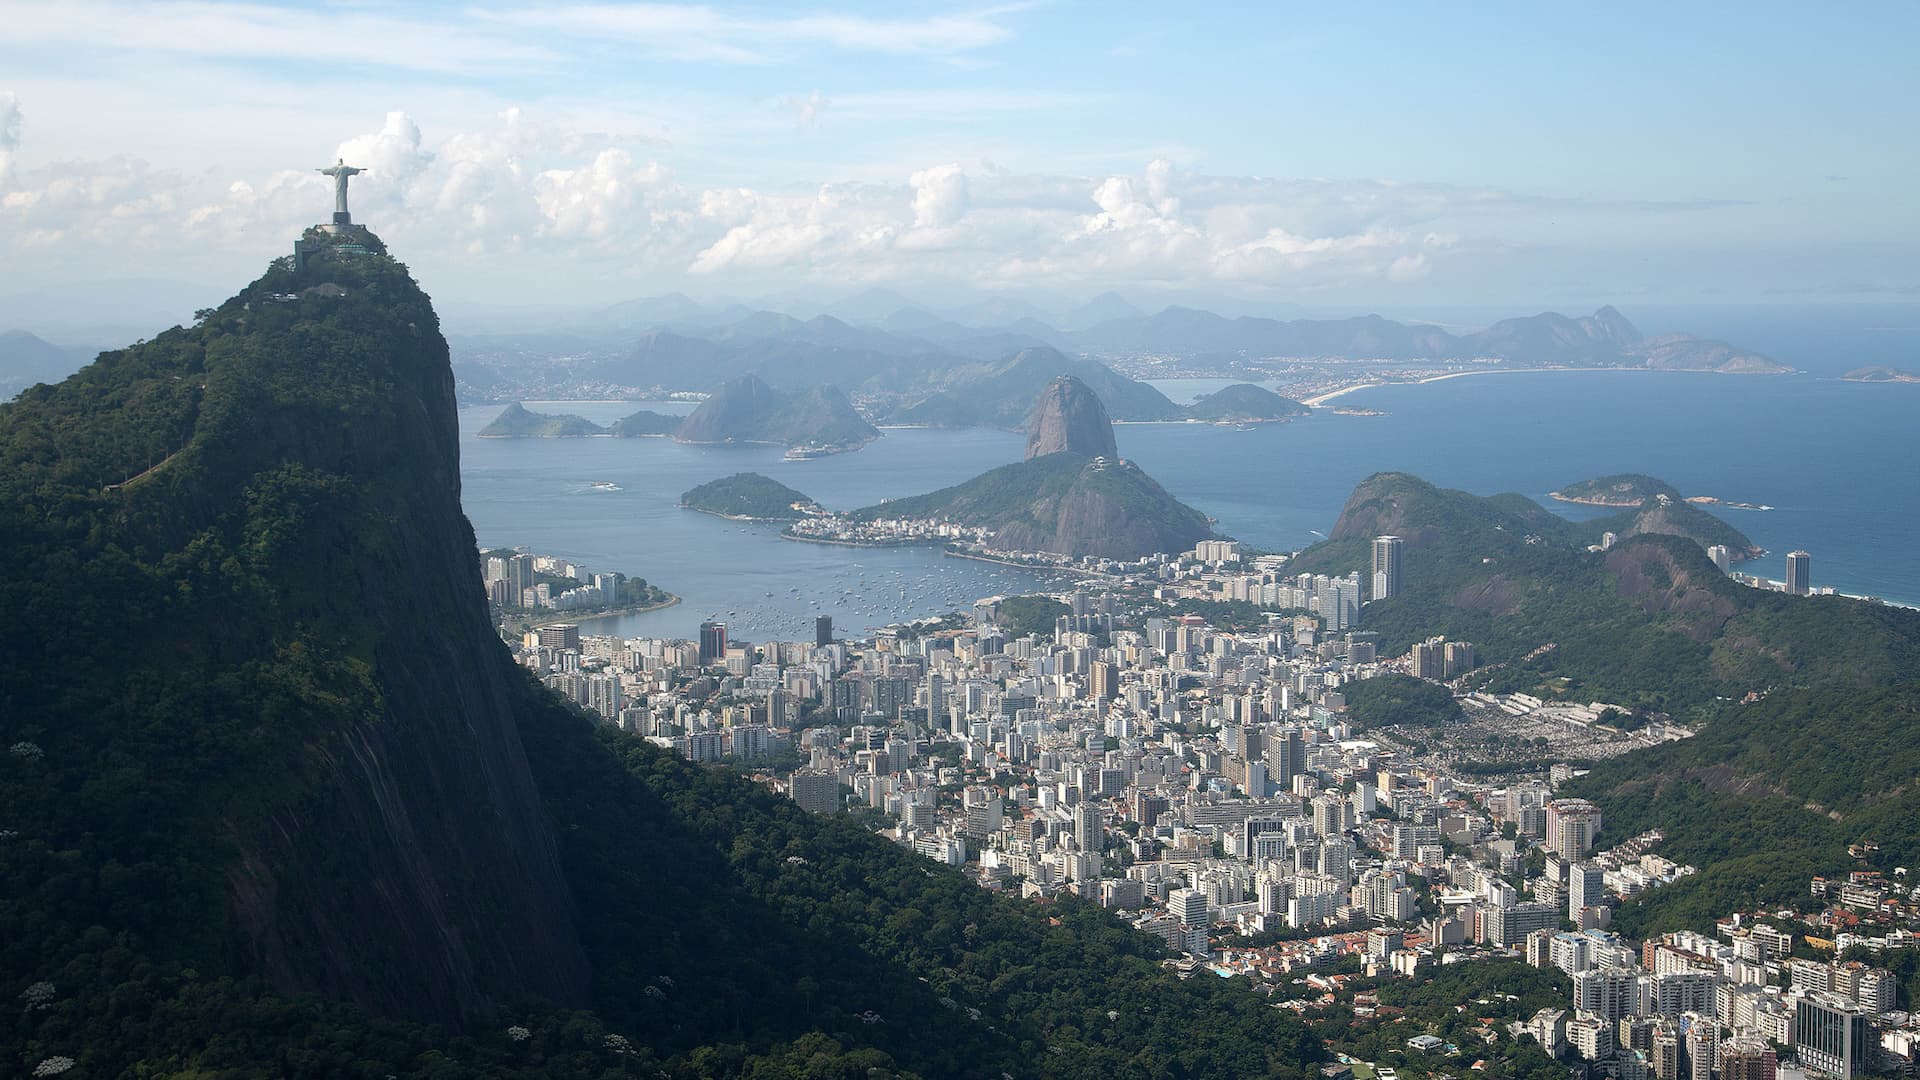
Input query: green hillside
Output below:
<box><xmin>857</xmin><ymin>452</ymin><xmax>1215</xmax><ymax>559</ymax></box>
<box><xmin>681</xmin><ymin>471</ymin><xmax>817</xmax><ymax>519</ymax></box>
<box><xmin>1182</xmin><ymin>383</ymin><xmax>1309</xmax><ymax>422</ymax></box>
<box><xmin>606</xmin><ymin>407</ymin><xmax>681</xmax><ymax>436</ymax></box>
<box><xmin>1292</xmin><ymin>472</ymin><xmax>1918</xmax><ymax>713</ymax></box>
<box><xmin>1566</xmin><ymin>683</ymin><xmax>1920</xmax><ymax>936</ymax></box>
<box><xmin>0</xmin><ymin>238</ymin><xmax>1319</xmax><ymax>1076</ymax></box>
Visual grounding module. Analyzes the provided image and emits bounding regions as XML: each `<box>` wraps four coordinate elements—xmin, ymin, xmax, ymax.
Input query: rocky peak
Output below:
<box><xmin>1024</xmin><ymin>375</ymin><xmax>1118</xmax><ymax>460</ymax></box>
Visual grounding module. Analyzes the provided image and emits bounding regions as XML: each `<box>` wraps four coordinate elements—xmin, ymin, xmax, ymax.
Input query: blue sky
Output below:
<box><xmin>0</xmin><ymin>1</ymin><xmax>1914</xmax><ymax>311</ymax></box>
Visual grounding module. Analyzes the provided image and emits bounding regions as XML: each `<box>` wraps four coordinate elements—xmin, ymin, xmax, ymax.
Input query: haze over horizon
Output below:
<box><xmin>2</xmin><ymin>1</ymin><xmax>1916</xmax><ymax>318</ymax></box>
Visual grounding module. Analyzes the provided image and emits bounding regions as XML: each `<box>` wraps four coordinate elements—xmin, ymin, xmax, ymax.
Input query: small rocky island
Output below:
<box><xmin>680</xmin><ymin>472</ymin><xmax>820</xmax><ymax>520</ymax></box>
<box><xmin>1842</xmin><ymin>365</ymin><xmax>1920</xmax><ymax>383</ymax></box>
<box><xmin>1551</xmin><ymin>474</ymin><xmax>1763</xmax><ymax>560</ymax></box>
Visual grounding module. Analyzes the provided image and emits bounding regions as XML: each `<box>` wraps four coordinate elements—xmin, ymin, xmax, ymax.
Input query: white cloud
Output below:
<box><xmin>0</xmin><ymin>93</ymin><xmax>21</xmax><ymax>185</ymax></box>
<box><xmin>0</xmin><ymin>106</ymin><xmax>1589</xmax><ymax>300</ymax></box>
<box><xmin>909</xmin><ymin>164</ymin><xmax>968</xmax><ymax>229</ymax></box>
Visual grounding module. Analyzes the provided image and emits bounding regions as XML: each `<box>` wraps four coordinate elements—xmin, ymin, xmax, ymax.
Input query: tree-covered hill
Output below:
<box><xmin>1290</xmin><ymin>473</ymin><xmax>1901</xmax><ymax>713</ymax></box>
<box><xmin>1181</xmin><ymin>383</ymin><xmax>1309</xmax><ymax>422</ymax></box>
<box><xmin>856</xmin><ymin>452</ymin><xmax>1214</xmax><ymax>560</ymax></box>
<box><xmin>1565</xmin><ymin>682</ymin><xmax>1920</xmax><ymax>937</ymax></box>
<box><xmin>0</xmin><ymin>237</ymin><xmax>1321</xmax><ymax>1076</ymax></box>
<box><xmin>681</xmin><ymin>471</ymin><xmax>818</xmax><ymax>519</ymax></box>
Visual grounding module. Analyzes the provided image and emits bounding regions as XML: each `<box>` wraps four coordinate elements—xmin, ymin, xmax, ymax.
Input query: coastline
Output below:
<box><xmin>680</xmin><ymin>504</ymin><xmax>807</xmax><ymax>524</ymax></box>
<box><xmin>1298</xmin><ymin>364</ymin><xmax>1787</xmax><ymax>407</ymax></box>
<box><xmin>942</xmin><ymin>548</ymin><xmax>1108</xmax><ymax>579</ymax></box>
<box><xmin>520</xmin><ymin>592</ymin><xmax>682</xmax><ymax>629</ymax></box>
<box><xmin>779</xmin><ymin>532</ymin><xmax>937</xmax><ymax>549</ymax></box>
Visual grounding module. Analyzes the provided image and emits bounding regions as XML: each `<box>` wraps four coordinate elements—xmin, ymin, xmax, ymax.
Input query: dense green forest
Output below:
<box><xmin>1307</xmin><ymin>961</ymin><xmax>1570</xmax><ymax>1080</ymax></box>
<box><xmin>1342</xmin><ymin>674</ymin><xmax>1464</xmax><ymax>730</ymax></box>
<box><xmin>1566</xmin><ymin>683</ymin><xmax>1920</xmax><ymax>935</ymax></box>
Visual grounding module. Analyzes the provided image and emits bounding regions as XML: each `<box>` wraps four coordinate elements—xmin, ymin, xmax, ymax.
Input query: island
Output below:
<box><xmin>1180</xmin><ymin>383</ymin><xmax>1310</xmax><ymax>423</ymax></box>
<box><xmin>1550</xmin><ymin>474</ymin><xmax>1682</xmax><ymax>508</ymax></box>
<box><xmin>1548</xmin><ymin>474</ymin><xmax>1764</xmax><ymax>560</ymax></box>
<box><xmin>674</xmin><ymin>373</ymin><xmax>879</xmax><ymax>452</ymax></box>
<box><xmin>680</xmin><ymin>472</ymin><xmax>821</xmax><ymax>521</ymax></box>
<box><xmin>477</xmin><ymin>401</ymin><xmax>606</xmax><ymax>438</ymax></box>
<box><xmin>1842</xmin><ymin>365</ymin><xmax>1920</xmax><ymax>383</ymax></box>
<box><xmin>606</xmin><ymin>407</ymin><xmax>682</xmax><ymax>436</ymax></box>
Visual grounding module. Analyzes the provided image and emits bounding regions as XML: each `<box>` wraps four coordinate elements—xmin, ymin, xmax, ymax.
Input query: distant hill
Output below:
<box><xmin>605</xmin><ymin>407</ymin><xmax>681</xmax><ymax>436</ymax></box>
<box><xmin>860</xmin><ymin>379</ymin><xmax>1211</xmax><ymax>559</ymax></box>
<box><xmin>1624</xmin><ymin>334</ymin><xmax>1791</xmax><ymax>374</ymax></box>
<box><xmin>1842</xmin><ymin>365</ymin><xmax>1920</xmax><ymax>383</ymax></box>
<box><xmin>887</xmin><ymin>346</ymin><xmax>1181</xmax><ymax>427</ymax></box>
<box><xmin>1288</xmin><ymin>472</ymin><xmax>1905</xmax><ymax>712</ymax></box>
<box><xmin>680</xmin><ymin>472</ymin><xmax>818</xmax><ymax>520</ymax></box>
<box><xmin>1060</xmin><ymin>291</ymin><xmax>1144</xmax><ymax>330</ymax></box>
<box><xmin>0</xmin><ymin>329</ymin><xmax>91</xmax><ymax>398</ymax></box>
<box><xmin>1064</xmin><ymin>305</ymin><xmax>1788</xmax><ymax>372</ymax></box>
<box><xmin>477</xmin><ymin>401</ymin><xmax>605</xmax><ymax>437</ymax></box>
<box><xmin>1182</xmin><ymin>383</ymin><xmax>1310</xmax><ymax>422</ymax></box>
<box><xmin>674</xmin><ymin>374</ymin><xmax>878</xmax><ymax>450</ymax></box>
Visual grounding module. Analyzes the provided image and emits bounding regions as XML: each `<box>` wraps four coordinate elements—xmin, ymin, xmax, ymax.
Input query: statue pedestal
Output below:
<box><xmin>333</xmin><ymin>211</ymin><xmax>352</xmax><ymax>225</ymax></box>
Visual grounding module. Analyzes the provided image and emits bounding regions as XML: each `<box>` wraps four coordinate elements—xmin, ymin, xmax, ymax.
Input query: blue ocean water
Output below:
<box><xmin>457</xmin><ymin>367</ymin><xmax>1920</xmax><ymax>641</ymax></box>
<box><xmin>1123</xmin><ymin>371</ymin><xmax>1919</xmax><ymax>606</ymax></box>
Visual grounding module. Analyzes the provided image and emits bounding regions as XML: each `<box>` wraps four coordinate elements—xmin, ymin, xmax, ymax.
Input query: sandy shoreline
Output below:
<box><xmin>1299</xmin><ymin>365</ymin><xmax>1775</xmax><ymax>407</ymax></box>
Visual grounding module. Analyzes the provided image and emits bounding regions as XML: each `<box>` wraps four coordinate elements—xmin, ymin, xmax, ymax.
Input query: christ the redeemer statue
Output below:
<box><xmin>318</xmin><ymin>158</ymin><xmax>365</xmax><ymax>225</ymax></box>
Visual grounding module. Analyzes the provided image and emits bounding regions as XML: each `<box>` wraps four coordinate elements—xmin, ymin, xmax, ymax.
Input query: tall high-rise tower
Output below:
<box><xmin>1786</xmin><ymin>551</ymin><xmax>1811</xmax><ymax>595</ymax></box>
<box><xmin>698</xmin><ymin>621</ymin><xmax>728</xmax><ymax>666</ymax></box>
<box><xmin>1372</xmin><ymin>535</ymin><xmax>1404</xmax><ymax>601</ymax></box>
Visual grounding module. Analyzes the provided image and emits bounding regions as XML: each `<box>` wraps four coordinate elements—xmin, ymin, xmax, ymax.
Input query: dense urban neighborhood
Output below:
<box><xmin>501</xmin><ymin>537</ymin><xmax>1920</xmax><ymax>1080</ymax></box>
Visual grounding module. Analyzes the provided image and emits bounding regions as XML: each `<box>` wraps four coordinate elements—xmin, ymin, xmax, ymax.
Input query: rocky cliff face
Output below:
<box><xmin>0</xmin><ymin>238</ymin><xmax>589</xmax><ymax>1023</ymax></box>
<box><xmin>1024</xmin><ymin>374</ymin><xmax>1119</xmax><ymax>460</ymax></box>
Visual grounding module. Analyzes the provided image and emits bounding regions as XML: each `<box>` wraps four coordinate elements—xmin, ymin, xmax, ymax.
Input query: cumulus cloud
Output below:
<box><xmin>0</xmin><ymin>106</ymin><xmax>1500</xmax><ymax>297</ymax></box>
<box><xmin>909</xmin><ymin>164</ymin><xmax>967</xmax><ymax>229</ymax></box>
<box><xmin>0</xmin><ymin>94</ymin><xmax>21</xmax><ymax>185</ymax></box>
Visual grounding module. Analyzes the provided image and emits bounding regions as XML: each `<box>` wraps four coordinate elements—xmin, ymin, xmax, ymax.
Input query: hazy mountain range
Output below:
<box><xmin>4</xmin><ymin>287</ymin><xmax>1788</xmax><ymax>409</ymax></box>
<box><xmin>443</xmin><ymin>296</ymin><xmax>1788</xmax><ymax>408</ymax></box>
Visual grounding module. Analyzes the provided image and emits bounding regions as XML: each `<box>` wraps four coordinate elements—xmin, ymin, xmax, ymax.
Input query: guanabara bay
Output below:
<box><xmin>7</xmin><ymin>11</ymin><xmax>1920</xmax><ymax>1080</ymax></box>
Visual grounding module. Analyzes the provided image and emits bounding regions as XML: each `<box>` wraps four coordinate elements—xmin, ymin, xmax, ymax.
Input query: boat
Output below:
<box><xmin>783</xmin><ymin>443</ymin><xmax>838</xmax><ymax>461</ymax></box>
<box><xmin>589</xmin><ymin>481</ymin><xmax>621</xmax><ymax>491</ymax></box>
